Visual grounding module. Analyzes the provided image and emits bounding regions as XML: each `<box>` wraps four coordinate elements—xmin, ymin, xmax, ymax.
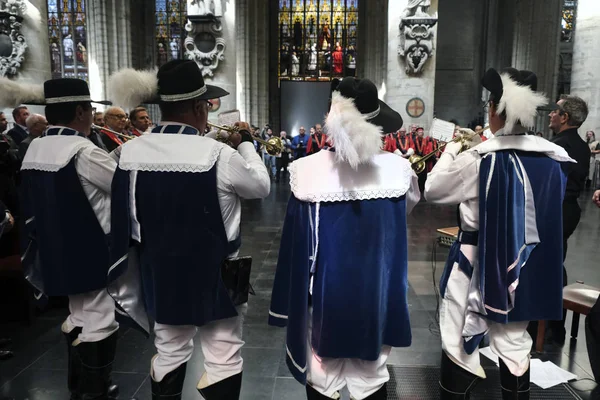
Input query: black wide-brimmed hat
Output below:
<box><xmin>335</xmin><ymin>77</ymin><xmax>403</xmax><ymax>134</ymax></box>
<box><xmin>44</xmin><ymin>78</ymin><xmax>110</xmax><ymax>105</ymax></box>
<box><xmin>481</xmin><ymin>67</ymin><xmax>547</xmax><ymax>131</ymax></box>
<box><xmin>157</xmin><ymin>60</ymin><xmax>229</xmax><ymax>103</ymax></box>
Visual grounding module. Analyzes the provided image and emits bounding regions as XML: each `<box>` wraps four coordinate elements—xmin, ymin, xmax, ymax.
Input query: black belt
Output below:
<box><xmin>458</xmin><ymin>230</ymin><xmax>479</xmax><ymax>246</ymax></box>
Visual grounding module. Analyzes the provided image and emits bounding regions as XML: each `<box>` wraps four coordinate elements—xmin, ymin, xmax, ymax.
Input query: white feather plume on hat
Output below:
<box><xmin>325</xmin><ymin>92</ymin><xmax>383</xmax><ymax>169</ymax></box>
<box><xmin>497</xmin><ymin>73</ymin><xmax>548</xmax><ymax>133</ymax></box>
<box><xmin>0</xmin><ymin>77</ymin><xmax>44</xmax><ymax>108</ymax></box>
<box><xmin>108</xmin><ymin>69</ymin><xmax>158</xmax><ymax>111</ymax></box>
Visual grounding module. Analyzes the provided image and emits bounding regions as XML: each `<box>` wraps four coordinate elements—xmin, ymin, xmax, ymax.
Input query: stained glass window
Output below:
<box><xmin>561</xmin><ymin>0</ymin><xmax>577</xmax><ymax>42</ymax></box>
<box><xmin>155</xmin><ymin>0</ymin><xmax>187</xmax><ymax>67</ymax></box>
<box><xmin>47</xmin><ymin>0</ymin><xmax>88</xmax><ymax>81</ymax></box>
<box><xmin>279</xmin><ymin>0</ymin><xmax>358</xmax><ymax>81</ymax></box>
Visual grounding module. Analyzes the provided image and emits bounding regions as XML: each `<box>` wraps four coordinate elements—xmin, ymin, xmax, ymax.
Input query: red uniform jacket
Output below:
<box><xmin>307</xmin><ymin>133</ymin><xmax>329</xmax><ymax>155</ymax></box>
<box><xmin>383</xmin><ymin>134</ymin><xmax>414</xmax><ymax>154</ymax></box>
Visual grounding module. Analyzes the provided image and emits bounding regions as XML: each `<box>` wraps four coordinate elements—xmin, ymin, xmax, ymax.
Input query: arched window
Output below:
<box><xmin>279</xmin><ymin>0</ymin><xmax>358</xmax><ymax>81</ymax></box>
<box><xmin>155</xmin><ymin>0</ymin><xmax>187</xmax><ymax>67</ymax></box>
<box><xmin>47</xmin><ymin>0</ymin><xmax>88</xmax><ymax>81</ymax></box>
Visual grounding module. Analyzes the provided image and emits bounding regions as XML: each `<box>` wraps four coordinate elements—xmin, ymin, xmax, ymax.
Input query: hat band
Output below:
<box><xmin>160</xmin><ymin>85</ymin><xmax>208</xmax><ymax>102</ymax></box>
<box><xmin>46</xmin><ymin>95</ymin><xmax>92</xmax><ymax>104</ymax></box>
<box><xmin>364</xmin><ymin>106</ymin><xmax>381</xmax><ymax>120</ymax></box>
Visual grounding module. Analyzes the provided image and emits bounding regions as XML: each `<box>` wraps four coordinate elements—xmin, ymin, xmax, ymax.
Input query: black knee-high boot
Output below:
<box><xmin>364</xmin><ymin>383</ymin><xmax>387</xmax><ymax>399</ymax></box>
<box><xmin>151</xmin><ymin>362</ymin><xmax>187</xmax><ymax>400</ymax></box>
<box><xmin>64</xmin><ymin>327</ymin><xmax>83</xmax><ymax>400</ymax></box>
<box><xmin>305</xmin><ymin>384</ymin><xmax>337</xmax><ymax>399</ymax></box>
<box><xmin>197</xmin><ymin>371</ymin><xmax>243</xmax><ymax>399</ymax></box>
<box><xmin>499</xmin><ymin>359</ymin><xmax>530</xmax><ymax>400</ymax></box>
<box><xmin>439</xmin><ymin>351</ymin><xmax>481</xmax><ymax>399</ymax></box>
<box><xmin>75</xmin><ymin>331</ymin><xmax>128</xmax><ymax>400</ymax></box>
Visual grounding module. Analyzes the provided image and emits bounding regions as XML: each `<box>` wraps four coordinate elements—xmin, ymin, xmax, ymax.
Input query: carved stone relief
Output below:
<box><xmin>185</xmin><ymin>0</ymin><xmax>225</xmax><ymax>77</ymax></box>
<box><xmin>0</xmin><ymin>0</ymin><xmax>29</xmax><ymax>77</ymax></box>
<box><xmin>398</xmin><ymin>1</ymin><xmax>438</xmax><ymax>75</ymax></box>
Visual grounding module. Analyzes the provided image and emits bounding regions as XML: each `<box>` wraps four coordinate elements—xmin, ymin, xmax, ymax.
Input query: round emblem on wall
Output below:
<box><xmin>209</xmin><ymin>98</ymin><xmax>221</xmax><ymax>113</ymax></box>
<box><xmin>406</xmin><ymin>97</ymin><xmax>425</xmax><ymax>118</ymax></box>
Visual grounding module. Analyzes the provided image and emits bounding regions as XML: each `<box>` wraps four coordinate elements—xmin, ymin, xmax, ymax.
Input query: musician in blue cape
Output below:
<box><xmin>8</xmin><ymin>78</ymin><xmax>129</xmax><ymax>399</ymax></box>
<box><xmin>269</xmin><ymin>77</ymin><xmax>421</xmax><ymax>400</ymax></box>
<box><xmin>108</xmin><ymin>60</ymin><xmax>270</xmax><ymax>400</ymax></box>
<box><xmin>425</xmin><ymin>68</ymin><xmax>575</xmax><ymax>399</ymax></box>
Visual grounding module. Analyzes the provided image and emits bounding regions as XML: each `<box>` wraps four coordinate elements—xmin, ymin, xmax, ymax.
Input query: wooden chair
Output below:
<box><xmin>536</xmin><ymin>282</ymin><xmax>600</xmax><ymax>353</ymax></box>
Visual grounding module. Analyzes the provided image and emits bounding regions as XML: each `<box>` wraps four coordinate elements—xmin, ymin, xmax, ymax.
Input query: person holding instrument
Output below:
<box><xmin>108</xmin><ymin>59</ymin><xmax>270</xmax><ymax>400</ymax></box>
<box><xmin>425</xmin><ymin>68</ymin><xmax>574</xmax><ymax>399</ymax></box>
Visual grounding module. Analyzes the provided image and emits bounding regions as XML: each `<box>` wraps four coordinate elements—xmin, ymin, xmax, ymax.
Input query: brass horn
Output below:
<box><xmin>92</xmin><ymin>124</ymin><xmax>136</xmax><ymax>140</ymax></box>
<box><xmin>408</xmin><ymin>130</ymin><xmax>478</xmax><ymax>174</ymax></box>
<box><xmin>206</xmin><ymin>121</ymin><xmax>284</xmax><ymax>156</ymax></box>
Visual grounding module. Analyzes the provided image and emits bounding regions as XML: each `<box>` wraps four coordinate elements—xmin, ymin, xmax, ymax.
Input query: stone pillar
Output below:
<box><xmin>234</xmin><ymin>0</ymin><xmax>269</xmax><ymax>125</ymax></box>
<box><xmin>385</xmin><ymin>0</ymin><xmax>438</xmax><ymax>130</ymax></box>
<box><xmin>87</xmin><ymin>0</ymin><xmax>133</xmax><ymax>105</ymax></box>
<box><xmin>11</xmin><ymin>0</ymin><xmax>51</xmax><ymax>116</ymax></box>
<box><xmin>511</xmin><ymin>0</ymin><xmax>561</xmax><ymax>133</ymax></box>
<box><xmin>358</xmin><ymin>0</ymin><xmax>388</xmax><ymax>91</ymax></box>
<box><xmin>570</xmin><ymin>0</ymin><xmax>600</xmax><ymax>136</ymax></box>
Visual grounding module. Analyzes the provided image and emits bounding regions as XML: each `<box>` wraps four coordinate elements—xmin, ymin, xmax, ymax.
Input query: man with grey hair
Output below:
<box><xmin>548</xmin><ymin>94</ymin><xmax>590</xmax><ymax>345</ymax></box>
<box><xmin>19</xmin><ymin>113</ymin><xmax>48</xmax><ymax>160</ymax></box>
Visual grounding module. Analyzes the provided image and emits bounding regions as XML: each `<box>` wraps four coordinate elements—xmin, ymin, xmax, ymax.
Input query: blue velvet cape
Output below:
<box><xmin>20</xmin><ymin>129</ymin><xmax>110</xmax><ymax>296</ymax></box>
<box><xmin>269</xmin><ymin>195</ymin><xmax>412</xmax><ymax>384</ymax></box>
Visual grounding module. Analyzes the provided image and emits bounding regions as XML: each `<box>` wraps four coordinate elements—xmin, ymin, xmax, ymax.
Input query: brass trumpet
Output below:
<box><xmin>409</xmin><ymin>130</ymin><xmax>477</xmax><ymax>174</ymax></box>
<box><xmin>206</xmin><ymin>121</ymin><xmax>284</xmax><ymax>156</ymax></box>
<box><xmin>92</xmin><ymin>124</ymin><xmax>136</xmax><ymax>140</ymax></box>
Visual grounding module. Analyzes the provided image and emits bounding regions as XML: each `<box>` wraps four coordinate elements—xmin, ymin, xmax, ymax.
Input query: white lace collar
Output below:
<box><xmin>21</xmin><ymin>135</ymin><xmax>93</xmax><ymax>172</ymax></box>
<box><xmin>290</xmin><ymin>150</ymin><xmax>412</xmax><ymax>203</ymax></box>
<box><xmin>119</xmin><ymin>133</ymin><xmax>225</xmax><ymax>173</ymax></box>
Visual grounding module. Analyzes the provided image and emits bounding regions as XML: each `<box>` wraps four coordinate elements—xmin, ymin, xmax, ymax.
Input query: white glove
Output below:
<box><xmin>406</xmin><ymin>148</ymin><xmax>415</xmax><ymax>157</ymax></box>
<box><xmin>444</xmin><ymin>141</ymin><xmax>464</xmax><ymax>156</ymax></box>
<box><xmin>393</xmin><ymin>149</ymin><xmax>402</xmax><ymax>156</ymax></box>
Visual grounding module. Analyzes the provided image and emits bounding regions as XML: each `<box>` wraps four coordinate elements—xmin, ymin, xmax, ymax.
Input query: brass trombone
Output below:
<box><xmin>409</xmin><ymin>130</ymin><xmax>478</xmax><ymax>174</ymax></box>
<box><xmin>206</xmin><ymin>122</ymin><xmax>284</xmax><ymax>156</ymax></box>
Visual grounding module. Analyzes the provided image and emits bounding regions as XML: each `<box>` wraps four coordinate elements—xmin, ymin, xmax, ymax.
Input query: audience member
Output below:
<box><xmin>6</xmin><ymin>106</ymin><xmax>30</xmax><ymax>145</ymax></box>
<box><xmin>19</xmin><ymin>114</ymin><xmax>48</xmax><ymax>160</ymax></box>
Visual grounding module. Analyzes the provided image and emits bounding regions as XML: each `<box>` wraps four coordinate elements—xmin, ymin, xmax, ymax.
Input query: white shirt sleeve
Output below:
<box><xmin>424</xmin><ymin>150</ymin><xmax>480</xmax><ymax>205</ymax></box>
<box><xmin>220</xmin><ymin>142</ymin><xmax>271</xmax><ymax>199</ymax></box>
<box><xmin>405</xmin><ymin>170</ymin><xmax>420</xmax><ymax>215</ymax></box>
<box><xmin>75</xmin><ymin>146</ymin><xmax>118</xmax><ymax>194</ymax></box>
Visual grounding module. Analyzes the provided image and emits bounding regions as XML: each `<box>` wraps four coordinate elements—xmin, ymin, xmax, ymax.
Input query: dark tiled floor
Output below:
<box><xmin>1</xmin><ymin>181</ymin><xmax>599</xmax><ymax>399</ymax></box>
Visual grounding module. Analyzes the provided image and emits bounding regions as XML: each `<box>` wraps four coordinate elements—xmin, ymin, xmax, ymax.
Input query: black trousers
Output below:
<box><xmin>276</xmin><ymin>156</ymin><xmax>290</xmax><ymax>182</ymax></box>
<box><xmin>547</xmin><ymin>198</ymin><xmax>582</xmax><ymax>333</ymax></box>
<box><xmin>418</xmin><ymin>171</ymin><xmax>427</xmax><ymax>194</ymax></box>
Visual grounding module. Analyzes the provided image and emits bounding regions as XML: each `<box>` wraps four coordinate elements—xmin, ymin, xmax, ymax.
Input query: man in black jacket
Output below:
<box><xmin>549</xmin><ymin>94</ymin><xmax>590</xmax><ymax>344</ymax></box>
<box><xmin>6</xmin><ymin>106</ymin><xmax>29</xmax><ymax>145</ymax></box>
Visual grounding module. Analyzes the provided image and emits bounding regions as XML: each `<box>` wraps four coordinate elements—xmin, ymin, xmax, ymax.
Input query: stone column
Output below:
<box><xmin>570</xmin><ymin>0</ymin><xmax>600</xmax><ymax>136</ymax></box>
<box><xmin>234</xmin><ymin>0</ymin><xmax>269</xmax><ymax>125</ymax></box>
<box><xmin>87</xmin><ymin>0</ymin><xmax>133</xmax><ymax>105</ymax></box>
<box><xmin>511</xmin><ymin>0</ymin><xmax>562</xmax><ymax>133</ymax></box>
<box><xmin>357</xmin><ymin>0</ymin><xmax>388</xmax><ymax>90</ymax></box>
<box><xmin>386</xmin><ymin>0</ymin><xmax>439</xmax><ymax>130</ymax></box>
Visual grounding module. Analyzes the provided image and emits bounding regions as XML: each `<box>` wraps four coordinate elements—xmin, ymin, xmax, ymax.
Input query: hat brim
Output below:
<box><xmin>21</xmin><ymin>99</ymin><xmax>112</xmax><ymax>106</ymax></box>
<box><xmin>368</xmin><ymin>100</ymin><xmax>404</xmax><ymax>134</ymax></box>
<box><xmin>142</xmin><ymin>84</ymin><xmax>230</xmax><ymax>105</ymax></box>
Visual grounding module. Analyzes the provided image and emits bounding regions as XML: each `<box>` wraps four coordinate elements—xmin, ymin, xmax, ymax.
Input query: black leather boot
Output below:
<box><xmin>75</xmin><ymin>331</ymin><xmax>127</xmax><ymax>400</ymax></box>
<box><xmin>306</xmin><ymin>384</ymin><xmax>337</xmax><ymax>399</ymax></box>
<box><xmin>499</xmin><ymin>359</ymin><xmax>530</xmax><ymax>399</ymax></box>
<box><xmin>197</xmin><ymin>372</ymin><xmax>243</xmax><ymax>399</ymax></box>
<box><xmin>151</xmin><ymin>362</ymin><xmax>187</xmax><ymax>400</ymax></box>
<box><xmin>439</xmin><ymin>351</ymin><xmax>481</xmax><ymax>399</ymax></box>
<box><xmin>64</xmin><ymin>326</ymin><xmax>83</xmax><ymax>400</ymax></box>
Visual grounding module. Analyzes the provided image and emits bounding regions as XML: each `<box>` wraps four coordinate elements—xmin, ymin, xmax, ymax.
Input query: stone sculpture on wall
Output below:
<box><xmin>398</xmin><ymin>1</ymin><xmax>438</xmax><ymax>75</ymax></box>
<box><xmin>185</xmin><ymin>0</ymin><xmax>225</xmax><ymax>77</ymax></box>
<box><xmin>0</xmin><ymin>0</ymin><xmax>33</xmax><ymax>77</ymax></box>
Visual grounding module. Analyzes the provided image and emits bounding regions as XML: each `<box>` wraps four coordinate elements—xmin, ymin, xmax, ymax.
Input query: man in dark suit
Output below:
<box><xmin>6</xmin><ymin>106</ymin><xmax>30</xmax><ymax>145</ymax></box>
<box><xmin>548</xmin><ymin>94</ymin><xmax>590</xmax><ymax>345</ymax></box>
<box><xmin>18</xmin><ymin>114</ymin><xmax>48</xmax><ymax>161</ymax></box>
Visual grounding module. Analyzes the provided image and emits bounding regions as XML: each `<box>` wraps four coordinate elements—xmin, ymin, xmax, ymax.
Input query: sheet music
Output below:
<box><xmin>430</xmin><ymin>118</ymin><xmax>455</xmax><ymax>142</ymax></box>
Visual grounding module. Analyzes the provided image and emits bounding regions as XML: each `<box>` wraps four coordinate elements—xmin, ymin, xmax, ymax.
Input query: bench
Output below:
<box><xmin>536</xmin><ymin>282</ymin><xmax>600</xmax><ymax>353</ymax></box>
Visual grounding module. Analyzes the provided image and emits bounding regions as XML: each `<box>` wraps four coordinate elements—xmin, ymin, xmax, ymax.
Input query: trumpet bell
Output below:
<box><xmin>408</xmin><ymin>154</ymin><xmax>426</xmax><ymax>174</ymax></box>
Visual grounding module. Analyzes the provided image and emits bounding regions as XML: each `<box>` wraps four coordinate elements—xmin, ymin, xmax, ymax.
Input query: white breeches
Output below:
<box><xmin>306</xmin><ymin>309</ymin><xmax>390</xmax><ymax>400</ymax></box>
<box><xmin>440</xmin><ymin>257</ymin><xmax>532</xmax><ymax>378</ymax></box>
<box><xmin>62</xmin><ymin>288</ymin><xmax>119</xmax><ymax>343</ymax></box>
<box><xmin>151</xmin><ymin>304</ymin><xmax>247</xmax><ymax>384</ymax></box>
